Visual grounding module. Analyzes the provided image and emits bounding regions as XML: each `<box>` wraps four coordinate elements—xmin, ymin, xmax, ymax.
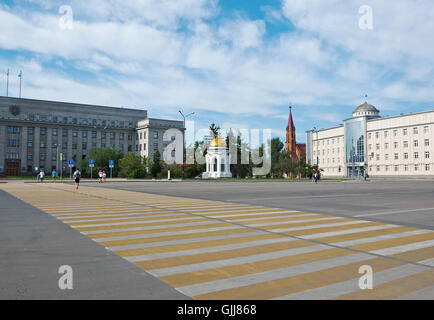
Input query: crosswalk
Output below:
<box><xmin>1</xmin><ymin>183</ymin><xmax>433</xmax><ymax>299</ymax></box>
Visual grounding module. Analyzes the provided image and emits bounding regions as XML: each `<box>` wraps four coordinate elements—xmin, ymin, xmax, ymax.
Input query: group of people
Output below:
<box><xmin>98</xmin><ymin>170</ymin><xmax>107</xmax><ymax>183</ymax></box>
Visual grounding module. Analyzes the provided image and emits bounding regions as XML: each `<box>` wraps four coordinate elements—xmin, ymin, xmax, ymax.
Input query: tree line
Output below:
<box><xmin>78</xmin><ymin>124</ymin><xmax>321</xmax><ymax>179</ymax></box>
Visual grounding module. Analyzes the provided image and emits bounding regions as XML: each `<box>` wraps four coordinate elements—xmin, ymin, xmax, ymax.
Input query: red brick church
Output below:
<box><xmin>285</xmin><ymin>106</ymin><xmax>306</xmax><ymax>160</ymax></box>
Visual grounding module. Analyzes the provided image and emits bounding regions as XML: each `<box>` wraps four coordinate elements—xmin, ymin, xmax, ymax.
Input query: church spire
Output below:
<box><xmin>286</xmin><ymin>105</ymin><xmax>295</xmax><ymax>131</ymax></box>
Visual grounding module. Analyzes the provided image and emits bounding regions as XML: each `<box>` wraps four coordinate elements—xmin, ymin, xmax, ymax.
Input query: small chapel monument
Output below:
<box><xmin>202</xmin><ymin>134</ymin><xmax>232</xmax><ymax>179</ymax></box>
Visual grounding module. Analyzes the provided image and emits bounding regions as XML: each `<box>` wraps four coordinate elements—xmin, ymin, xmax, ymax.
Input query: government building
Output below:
<box><xmin>0</xmin><ymin>96</ymin><xmax>183</xmax><ymax>176</ymax></box>
<box><xmin>305</xmin><ymin>101</ymin><xmax>434</xmax><ymax>178</ymax></box>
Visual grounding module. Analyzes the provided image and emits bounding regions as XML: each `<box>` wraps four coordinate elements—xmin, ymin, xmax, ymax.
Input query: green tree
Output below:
<box><xmin>80</xmin><ymin>147</ymin><xmax>124</xmax><ymax>177</ymax></box>
<box><xmin>118</xmin><ymin>153</ymin><xmax>149</xmax><ymax>178</ymax></box>
<box><xmin>150</xmin><ymin>150</ymin><xmax>162</xmax><ymax>178</ymax></box>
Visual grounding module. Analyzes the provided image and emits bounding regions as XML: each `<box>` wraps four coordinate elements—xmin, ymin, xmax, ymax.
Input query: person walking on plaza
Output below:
<box><xmin>73</xmin><ymin>168</ymin><xmax>81</xmax><ymax>190</ymax></box>
<box><xmin>102</xmin><ymin>171</ymin><xmax>107</xmax><ymax>183</ymax></box>
<box><xmin>98</xmin><ymin>170</ymin><xmax>103</xmax><ymax>183</ymax></box>
<box><xmin>313</xmin><ymin>171</ymin><xmax>319</xmax><ymax>184</ymax></box>
<box><xmin>38</xmin><ymin>170</ymin><xmax>45</xmax><ymax>183</ymax></box>
<box><xmin>52</xmin><ymin>169</ymin><xmax>57</xmax><ymax>182</ymax></box>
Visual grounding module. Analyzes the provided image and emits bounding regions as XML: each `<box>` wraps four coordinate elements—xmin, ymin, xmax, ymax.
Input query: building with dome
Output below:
<box><xmin>306</xmin><ymin>101</ymin><xmax>434</xmax><ymax>178</ymax></box>
<box><xmin>202</xmin><ymin>135</ymin><xmax>232</xmax><ymax>179</ymax></box>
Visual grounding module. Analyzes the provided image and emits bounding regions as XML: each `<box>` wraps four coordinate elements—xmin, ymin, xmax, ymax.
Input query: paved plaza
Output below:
<box><xmin>0</xmin><ymin>180</ymin><xmax>433</xmax><ymax>299</ymax></box>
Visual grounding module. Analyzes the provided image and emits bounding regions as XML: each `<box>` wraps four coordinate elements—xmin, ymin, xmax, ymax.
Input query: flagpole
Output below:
<box><xmin>6</xmin><ymin>69</ymin><xmax>9</xmax><ymax>97</ymax></box>
<box><xmin>18</xmin><ymin>70</ymin><xmax>22</xmax><ymax>98</ymax></box>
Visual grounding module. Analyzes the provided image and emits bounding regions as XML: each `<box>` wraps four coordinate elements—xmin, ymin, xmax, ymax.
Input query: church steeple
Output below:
<box><xmin>285</xmin><ymin>106</ymin><xmax>296</xmax><ymax>156</ymax></box>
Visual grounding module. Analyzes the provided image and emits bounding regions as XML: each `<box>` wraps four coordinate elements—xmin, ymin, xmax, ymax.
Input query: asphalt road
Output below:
<box><xmin>0</xmin><ymin>188</ymin><xmax>188</xmax><ymax>300</ymax></box>
<box><xmin>96</xmin><ymin>179</ymin><xmax>434</xmax><ymax>230</ymax></box>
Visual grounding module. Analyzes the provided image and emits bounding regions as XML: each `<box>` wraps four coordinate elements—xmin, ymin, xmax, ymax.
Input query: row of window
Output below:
<box><xmin>313</xmin><ymin>137</ymin><xmax>342</xmax><ymax>146</ymax></box>
<box><xmin>28</xmin><ymin>128</ymin><xmax>132</xmax><ymax>140</ymax></box>
<box><xmin>369</xmin><ymin>139</ymin><xmax>430</xmax><ymax>150</ymax></box>
<box><xmin>370</xmin><ymin>164</ymin><xmax>431</xmax><ymax>172</ymax></box>
<box><xmin>369</xmin><ymin>126</ymin><xmax>430</xmax><ymax>139</ymax></box>
<box><xmin>371</xmin><ymin>152</ymin><xmax>430</xmax><ymax>161</ymax></box>
<box><xmin>138</xmin><ymin>131</ymin><xmax>159</xmax><ymax>140</ymax></box>
<box><xmin>26</xmin><ymin>115</ymin><xmax>132</xmax><ymax>128</ymax></box>
<box><xmin>313</xmin><ymin>148</ymin><xmax>341</xmax><ymax>156</ymax></box>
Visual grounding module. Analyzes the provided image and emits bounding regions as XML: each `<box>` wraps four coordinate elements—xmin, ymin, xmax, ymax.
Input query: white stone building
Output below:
<box><xmin>306</xmin><ymin>102</ymin><xmax>434</xmax><ymax>178</ymax></box>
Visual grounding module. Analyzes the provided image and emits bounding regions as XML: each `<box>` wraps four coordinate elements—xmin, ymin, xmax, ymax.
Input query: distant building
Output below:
<box><xmin>202</xmin><ymin>135</ymin><xmax>232</xmax><ymax>179</ymax></box>
<box><xmin>306</xmin><ymin>101</ymin><xmax>434</xmax><ymax>178</ymax></box>
<box><xmin>0</xmin><ymin>96</ymin><xmax>183</xmax><ymax>176</ymax></box>
<box><xmin>285</xmin><ymin>107</ymin><xmax>306</xmax><ymax>160</ymax></box>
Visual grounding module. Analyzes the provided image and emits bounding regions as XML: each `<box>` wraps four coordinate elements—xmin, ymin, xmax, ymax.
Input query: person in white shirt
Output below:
<box><xmin>38</xmin><ymin>170</ymin><xmax>45</xmax><ymax>183</ymax></box>
<box><xmin>73</xmin><ymin>169</ymin><xmax>81</xmax><ymax>190</ymax></box>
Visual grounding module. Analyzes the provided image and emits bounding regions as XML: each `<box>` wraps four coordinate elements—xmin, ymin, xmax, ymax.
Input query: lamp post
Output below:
<box><xmin>313</xmin><ymin>127</ymin><xmax>319</xmax><ymax>166</ymax></box>
<box><xmin>179</xmin><ymin>110</ymin><xmax>195</xmax><ymax>180</ymax></box>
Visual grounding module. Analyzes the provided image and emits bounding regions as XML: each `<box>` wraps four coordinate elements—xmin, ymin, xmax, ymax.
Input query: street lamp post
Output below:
<box><xmin>179</xmin><ymin>110</ymin><xmax>195</xmax><ymax>180</ymax></box>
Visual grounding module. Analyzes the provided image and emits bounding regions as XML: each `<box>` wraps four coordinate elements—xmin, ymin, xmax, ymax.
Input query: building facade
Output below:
<box><xmin>0</xmin><ymin>96</ymin><xmax>183</xmax><ymax>176</ymax></box>
<box><xmin>306</xmin><ymin>102</ymin><xmax>434</xmax><ymax>178</ymax></box>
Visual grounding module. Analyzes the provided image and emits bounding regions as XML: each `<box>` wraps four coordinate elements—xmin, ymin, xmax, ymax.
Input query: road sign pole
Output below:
<box><xmin>110</xmin><ymin>167</ymin><xmax>112</xmax><ymax>179</ymax></box>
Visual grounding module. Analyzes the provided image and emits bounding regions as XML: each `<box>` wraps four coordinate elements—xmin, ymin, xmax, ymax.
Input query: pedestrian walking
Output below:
<box><xmin>52</xmin><ymin>169</ymin><xmax>57</xmax><ymax>182</ymax></box>
<box><xmin>313</xmin><ymin>171</ymin><xmax>319</xmax><ymax>184</ymax></box>
<box><xmin>38</xmin><ymin>170</ymin><xmax>45</xmax><ymax>183</ymax></box>
<box><xmin>102</xmin><ymin>171</ymin><xmax>106</xmax><ymax>183</ymax></box>
<box><xmin>98</xmin><ymin>170</ymin><xmax>103</xmax><ymax>183</ymax></box>
<box><xmin>73</xmin><ymin>168</ymin><xmax>81</xmax><ymax>190</ymax></box>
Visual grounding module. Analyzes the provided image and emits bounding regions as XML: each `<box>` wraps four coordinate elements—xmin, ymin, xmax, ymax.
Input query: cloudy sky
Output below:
<box><xmin>1</xmin><ymin>0</ymin><xmax>433</xmax><ymax>144</ymax></box>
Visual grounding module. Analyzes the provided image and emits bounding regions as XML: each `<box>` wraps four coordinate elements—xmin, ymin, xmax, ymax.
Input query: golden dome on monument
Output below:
<box><xmin>210</xmin><ymin>136</ymin><xmax>227</xmax><ymax>147</ymax></box>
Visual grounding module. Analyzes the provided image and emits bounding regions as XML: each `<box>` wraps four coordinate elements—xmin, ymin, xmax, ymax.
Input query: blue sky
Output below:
<box><xmin>1</xmin><ymin>0</ymin><xmax>434</xmax><ymax>145</ymax></box>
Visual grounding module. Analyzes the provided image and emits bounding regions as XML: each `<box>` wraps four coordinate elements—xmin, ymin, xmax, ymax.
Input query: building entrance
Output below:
<box><xmin>5</xmin><ymin>160</ymin><xmax>21</xmax><ymax>177</ymax></box>
<box><xmin>347</xmin><ymin>166</ymin><xmax>365</xmax><ymax>178</ymax></box>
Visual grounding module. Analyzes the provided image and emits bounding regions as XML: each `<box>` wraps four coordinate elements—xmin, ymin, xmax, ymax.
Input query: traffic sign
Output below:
<box><xmin>109</xmin><ymin>160</ymin><xmax>114</xmax><ymax>168</ymax></box>
<box><xmin>68</xmin><ymin>160</ymin><xmax>74</xmax><ymax>167</ymax></box>
<box><xmin>89</xmin><ymin>159</ymin><xmax>95</xmax><ymax>168</ymax></box>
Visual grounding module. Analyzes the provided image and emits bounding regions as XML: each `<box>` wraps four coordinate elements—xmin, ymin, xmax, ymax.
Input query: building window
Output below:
<box><xmin>128</xmin><ymin>134</ymin><xmax>132</xmax><ymax>141</ymax></box>
<box><xmin>28</xmin><ymin>154</ymin><xmax>33</xmax><ymax>160</ymax></box>
<box><xmin>128</xmin><ymin>145</ymin><xmax>132</xmax><ymax>152</ymax></box>
<box><xmin>72</xmin><ymin>118</ymin><xmax>78</xmax><ymax>124</ymax></box>
<box><xmin>40</xmin><ymin>142</ymin><xmax>45</xmax><ymax>148</ymax></box>
<box><xmin>414</xmin><ymin>140</ymin><xmax>418</xmax><ymax>147</ymax></box>
<box><xmin>394</xmin><ymin>142</ymin><xmax>398</xmax><ymax>149</ymax></box>
<box><xmin>426</xmin><ymin>164</ymin><xmax>430</xmax><ymax>171</ymax></box>
<box><xmin>404</xmin><ymin>165</ymin><xmax>408</xmax><ymax>171</ymax></box>
<box><xmin>110</xmin><ymin>132</ymin><xmax>115</xmax><ymax>140</ymax></box>
<box><xmin>82</xmin><ymin>143</ymin><xmax>87</xmax><ymax>150</ymax></box>
<box><xmin>40</xmin><ymin>154</ymin><xmax>46</xmax><ymax>161</ymax></box>
<box><xmin>102</xmin><ymin>120</ymin><xmax>106</xmax><ymax>126</ymax></box>
<box><xmin>101</xmin><ymin>143</ymin><xmax>106</xmax><ymax>148</ymax></box>
<box><xmin>424</xmin><ymin>126</ymin><xmax>429</xmax><ymax>134</ymax></box>
<box><xmin>424</xmin><ymin>139</ymin><xmax>429</xmax><ymax>147</ymax></box>
<box><xmin>28</xmin><ymin>140</ymin><xmax>33</xmax><ymax>147</ymax></box>
<box><xmin>52</xmin><ymin>128</ymin><xmax>57</xmax><ymax>136</ymax></box>
<box><xmin>82</xmin><ymin>131</ymin><xmax>87</xmax><ymax>138</ymax></box>
<box><xmin>403</xmin><ymin>128</ymin><xmax>408</xmax><ymax>135</ymax></box>
<box><xmin>393</xmin><ymin>130</ymin><xmax>398</xmax><ymax>137</ymax></box>
<box><xmin>52</xmin><ymin>116</ymin><xmax>58</xmax><ymax>123</ymax></box>
<box><xmin>92</xmin><ymin>131</ymin><xmax>97</xmax><ymax>138</ymax></box>
<box><xmin>375</xmin><ymin>132</ymin><xmax>379</xmax><ymax>139</ymax></box>
<box><xmin>394</xmin><ymin>165</ymin><xmax>399</xmax><ymax>172</ymax></box>
<box><xmin>376</xmin><ymin>154</ymin><xmax>380</xmax><ymax>161</ymax></box>
<box><xmin>376</xmin><ymin>166</ymin><xmax>380</xmax><ymax>172</ymax></box>
<box><xmin>376</xmin><ymin>144</ymin><xmax>380</xmax><ymax>150</ymax></box>
<box><xmin>82</xmin><ymin>119</ymin><xmax>88</xmax><ymax>125</ymax></box>
<box><xmin>62</xmin><ymin>142</ymin><xmax>67</xmax><ymax>149</ymax></box>
<box><xmin>63</xmin><ymin>129</ymin><xmax>68</xmax><ymax>137</ymax></box>
<box><xmin>154</xmin><ymin>143</ymin><xmax>158</xmax><ymax>151</ymax></box>
<box><xmin>385</xmin><ymin>143</ymin><xmax>389</xmax><ymax>149</ymax></box>
<box><xmin>394</xmin><ymin>153</ymin><xmax>398</xmax><ymax>160</ymax></box>
<box><xmin>413</xmin><ymin>127</ymin><xmax>418</xmax><ymax>134</ymax></box>
<box><xmin>425</xmin><ymin>151</ymin><xmax>430</xmax><ymax>159</ymax></box>
<box><xmin>52</xmin><ymin>142</ymin><xmax>57</xmax><ymax>148</ymax></box>
<box><xmin>384</xmin><ymin>131</ymin><xmax>388</xmax><ymax>138</ymax></box>
<box><xmin>385</xmin><ymin>166</ymin><xmax>389</xmax><ymax>172</ymax></box>
<box><xmin>111</xmin><ymin>121</ymin><xmax>115</xmax><ymax>127</ymax></box>
<box><xmin>414</xmin><ymin>164</ymin><xmax>419</xmax><ymax>171</ymax></box>
<box><xmin>154</xmin><ymin>131</ymin><xmax>158</xmax><ymax>139</ymax></box>
<box><xmin>101</xmin><ymin>132</ymin><xmax>106</xmax><ymax>139</ymax></box>
<box><xmin>403</xmin><ymin>141</ymin><xmax>408</xmax><ymax>148</ymax></box>
<box><xmin>29</xmin><ymin>114</ymin><xmax>35</xmax><ymax>121</ymax></box>
<box><xmin>368</xmin><ymin>133</ymin><xmax>372</xmax><ymax>139</ymax></box>
<box><xmin>404</xmin><ymin>153</ymin><xmax>409</xmax><ymax>160</ymax></box>
<box><xmin>72</xmin><ymin>144</ymin><xmax>77</xmax><ymax>149</ymax></box>
<box><xmin>414</xmin><ymin>152</ymin><xmax>419</xmax><ymax>159</ymax></box>
<box><xmin>40</xmin><ymin>128</ymin><xmax>46</xmax><ymax>135</ymax></box>
<box><xmin>120</xmin><ymin>121</ymin><xmax>124</xmax><ymax>128</ymax></box>
<box><xmin>41</xmin><ymin>115</ymin><xmax>47</xmax><ymax>122</ymax></box>
<box><xmin>73</xmin><ymin>130</ymin><xmax>77</xmax><ymax>137</ymax></box>
<box><xmin>7</xmin><ymin>139</ymin><xmax>19</xmax><ymax>147</ymax></box>
<box><xmin>28</xmin><ymin>127</ymin><xmax>34</xmax><ymax>135</ymax></box>
<box><xmin>120</xmin><ymin>133</ymin><xmax>124</xmax><ymax>140</ymax></box>
<box><xmin>385</xmin><ymin>154</ymin><xmax>389</xmax><ymax>161</ymax></box>
<box><xmin>52</xmin><ymin>154</ymin><xmax>57</xmax><ymax>161</ymax></box>
<box><xmin>92</xmin><ymin>119</ymin><xmax>97</xmax><ymax>126</ymax></box>
<box><xmin>63</xmin><ymin>117</ymin><xmax>68</xmax><ymax>124</ymax></box>
<box><xmin>144</xmin><ymin>143</ymin><xmax>146</xmax><ymax>151</ymax></box>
